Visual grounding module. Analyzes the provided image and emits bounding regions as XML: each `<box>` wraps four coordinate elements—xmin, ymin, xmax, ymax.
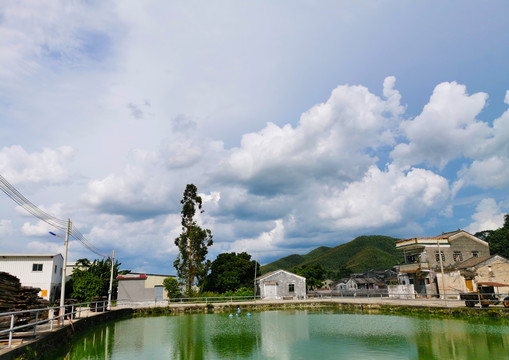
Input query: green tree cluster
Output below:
<box><xmin>475</xmin><ymin>214</ymin><xmax>509</xmax><ymax>258</ymax></box>
<box><xmin>174</xmin><ymin>184</ymin><xmax>214</xmax><ymax>296</ymax></box>
<box><xmin>68</xmin><ymin>258</ymin><xmax>124</xmax><ymax>302</ymax></box>
<box><xmin>163</xmin><ymin>277</ymin><xmax>181</xmax><ymax>298</ymax></box>
<box><xmin>202</xmin><ymin>252</ymin><xmax>259</xmax><ymax>293</ymax></box>
<box><xmin>292</xmin><ymin>263</ymin><xmax>325</xmax><ymax>290</ymax></box>
<box><xmin>326</xmin><ymin>265</ymin><xmax>352</xmax><ymax>281</ymax></box>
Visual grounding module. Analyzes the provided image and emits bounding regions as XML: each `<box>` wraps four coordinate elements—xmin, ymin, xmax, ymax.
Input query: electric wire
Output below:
<box><xmin>0</xmin><ymin>174</ymin><xmax>109</xmax><ymax>258</ymax></box>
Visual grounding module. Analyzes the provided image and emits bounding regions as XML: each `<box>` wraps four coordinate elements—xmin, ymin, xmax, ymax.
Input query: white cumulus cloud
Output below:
<box><xmin>391</xmin><ymin>82</ymin><xmax>489</xmax><ymax>168</ymax></box>
<box><xmin>320</xmin><ymin>164</ymin><xmax>450</xmax><ymax>230</ymax></box>
<box><xmin>220</xmin><ymin>77</ymin><xmax>403</xmax><ymax>194</ymax></box>
<box><xmin>465</xmin><ymin>198</ymin><xmax>505</xmax><ymax>234</ymax></box>
<box><xmin>0</xmin><ymin>145</ymin><xmax>74</xmax><ymax>184</ymax></box>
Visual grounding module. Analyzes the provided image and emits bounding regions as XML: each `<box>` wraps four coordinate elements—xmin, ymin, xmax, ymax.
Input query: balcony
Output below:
<box><xmin>399</xmin><ymin>262</ymin><xmax>430</xmax><ymax>273</ymax></box>
<box><xmin>396</xmin><ymin>237</ymin><xmax>450</xmax><ymax>250</ymax></box>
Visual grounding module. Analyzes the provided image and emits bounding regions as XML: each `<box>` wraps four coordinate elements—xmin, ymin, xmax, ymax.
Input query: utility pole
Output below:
<box><xmin>437</xmin><ymin>240</ymin><xmax>446</xmax><ymax>302</ymax></box>
<box><xmin>253</xmin><ymin>252</ymin><xmax>258</xmax><ymax>301</ymax></box>
<box><xmin>59</xmin><ymin>218</ymin><xmax>71</xmax><ymax>309</ymax></box>
<box><xmin>108</xmin><ymin>249</ymin><xmax>115</xmax><ymax>310</ymax></box>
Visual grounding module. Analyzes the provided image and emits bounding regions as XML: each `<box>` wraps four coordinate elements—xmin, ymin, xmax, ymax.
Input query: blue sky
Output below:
<box><xmin>0</xmin><ymin>1</ymin><xmax>508</xmax><ymax>274</ymax></box>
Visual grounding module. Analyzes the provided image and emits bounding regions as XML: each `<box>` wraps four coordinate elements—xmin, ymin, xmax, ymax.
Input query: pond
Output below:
<box><xmin>45</xmin><ymin>310</ymin><xmax>509</xmax><ymax>360</ymax></box>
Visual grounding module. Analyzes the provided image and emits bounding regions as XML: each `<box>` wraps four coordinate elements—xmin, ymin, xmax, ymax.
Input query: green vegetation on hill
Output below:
<box><xmin>345</xmin><ymin>247</ymin><xmax>400</xmax><ymax>273</ymax></box>
<box><xmin>260</xmin><ymin>235</ymin><xmax>403</xmax><ymax>278</ymax></box>
<box><xmin>260</xmin><ymin>246</ymin><xmax>330</xmax><ymax>274</ymax></box>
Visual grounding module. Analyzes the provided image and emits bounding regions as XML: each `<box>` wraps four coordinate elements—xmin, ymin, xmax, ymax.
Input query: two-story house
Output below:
<box><xmin>395</xmin><ymin>230</ymin><xmax>489</xmax><ymax>297</ymax></box>
<box><xmin>0</xmin><ymin>253</ymin><xmax>63</xmax><ymax>302</ymax></box>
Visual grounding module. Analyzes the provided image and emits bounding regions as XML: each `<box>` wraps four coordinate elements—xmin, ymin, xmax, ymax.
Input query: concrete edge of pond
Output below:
<box><xmin>0</xmin><ymin>308</ymin><xmax>133</xmax><ymax>360</ymax></box>
<box><xmin>130</xmin><ymin>298</ymin><xmax>509</xmax><ymax>319</ymax></box>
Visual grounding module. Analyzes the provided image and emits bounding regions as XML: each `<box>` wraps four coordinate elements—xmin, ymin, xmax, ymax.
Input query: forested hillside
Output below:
<box><xmin>260</xmin><ymin>235</ymin><xmax>403</xmax><ymax>276</ymax></box>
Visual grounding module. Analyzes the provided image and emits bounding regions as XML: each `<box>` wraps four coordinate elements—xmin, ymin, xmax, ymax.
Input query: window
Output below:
<box><xmin>288</xmin><ymin>283</ymin><xmax>295</xmax><ymax>292</ymax></box>
<box><xmin>453</xmin><ymin>251</ymin><xmax>463</xmax><ymax>262</ymax></box>
<box><xmin>32</xmin><ymin>263</ymin><xmax>43</xmax><ymax>272</ymax></box>
<box><xmin>472</xmin><ymin>251</ymin><xmax>479</xmax><ymax>258</ymax></box>
<box><xmin>409</xmin><ymin>278</ymin><xmax>414</xmax><ymax>285</ymax></box>
<box><xmin>54</xmin><ymin>265</ymin><xmax>57</xmax><ymax>274</ymax></box>
<box><xmin>425</xmin><ymin>278</ymin><xmax>430</xmax><ymax>285</ymax></box>
<box><xmin>435</xmin><ymin>252</ymin><xmax>445</xmax><ymax>262</ymax></box>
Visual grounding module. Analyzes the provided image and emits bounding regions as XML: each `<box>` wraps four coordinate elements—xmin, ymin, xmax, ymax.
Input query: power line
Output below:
<box><xmin>0</xmin><ymin>174</ymin><xmax>108</xmax><ymax>258</ymax></box>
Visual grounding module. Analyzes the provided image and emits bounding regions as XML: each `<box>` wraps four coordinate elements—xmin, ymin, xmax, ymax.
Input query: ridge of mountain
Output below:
<box><xmin>260</xmin><ymin>235</ymin><xmax>402</xmax><ymax>275</ymax></box>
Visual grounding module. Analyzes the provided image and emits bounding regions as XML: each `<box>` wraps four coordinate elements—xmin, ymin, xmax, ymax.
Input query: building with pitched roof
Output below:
<box><xmin>395</xmin><ymin>230</ymin><xmax>490</xmax><ymax>297</ymax></box>
<box><xmin>256</xmin><ymin>269</ymin><xmax>306</xmax><ymax>300</ymax></box>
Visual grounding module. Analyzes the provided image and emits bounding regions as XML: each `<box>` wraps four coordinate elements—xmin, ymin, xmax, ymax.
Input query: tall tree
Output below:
<box><xmin>202</xmin><ymin>252</ymin><xmax>260</xmax><ymax>293</ymax></box>
<box><xmin>475</xmin><ymin>214</ymin><xmax>509</xmax><ymax>258</ymax></box>
<box><xmin>174</xmin><ymin>184</ymin><xmax>214</xmax><ymax>296</ymax></box>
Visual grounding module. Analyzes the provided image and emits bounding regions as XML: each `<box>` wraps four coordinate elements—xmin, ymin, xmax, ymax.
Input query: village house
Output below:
<box><xmin>0</xmin><ymin>253</ymin><xmax>63</xmax><ymax>302</ymax></box>
<box><xmin>256</xmin><ymin>269</ymin><xmax>306</xmax><ymax>300</ymax></box>
<box><xmin>396</xmin><ymin>230</ymin><xmax>490</xmax><ymax>297</ymax></box>
<box><xmin>117</xmin><ymin>273</ymin><xmax>176</xmax><ymax>305</ymax></box>
<box><xmin>438</xmin><ymin>254</ymin><xmax>509</xmax><ymax>296</ymax></box>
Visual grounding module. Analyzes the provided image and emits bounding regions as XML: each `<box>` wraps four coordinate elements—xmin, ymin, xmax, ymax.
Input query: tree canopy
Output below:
<box><xmin>202</xmin><ymin>252</ymin><xmax>259</xmax><ymax>294</ymax></box>
<box><xmin>292</xmin><ymin>263</ymin><xmax>325</xmax><ymax>290</ymax></box>
<box><xmin>475</xmin><ymin>214</ymin><xmax>509</xmax><ymax>259</ymax></box>
<box><xmin>163</xmin><ymin>277</ymin><xmax>181</xmax><ymax>298</ymax></box>
<box><xmin>68</xmin><ymin>258</ymin><xmax>123</xmax><ymax>302</ymax></box>
<box><xmin>173</xmin><ymin>184</ymin><xmax>214</xmax><ymax>296</ymax></box>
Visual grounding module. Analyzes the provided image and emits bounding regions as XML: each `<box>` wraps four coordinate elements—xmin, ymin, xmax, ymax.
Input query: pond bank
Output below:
<box><xmin>132</xmin><ymin>298</ymin><xmax>509</xmax><ymax>319</ymax></box>
<box><xmin>0</xmin><ymin>308</ymin><xmax>132</xmax><ymax>360</ymax></box>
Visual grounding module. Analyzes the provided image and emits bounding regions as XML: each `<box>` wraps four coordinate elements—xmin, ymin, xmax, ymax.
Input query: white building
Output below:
<box><xmin>257</xmin><ymin>270</ymin><xmax>306</xmax><ymax>300</ymax></box>
<box><xmin>0</xmin><ymin>253</ymin><xmax>63</xmax><ymax>303</ymax></box>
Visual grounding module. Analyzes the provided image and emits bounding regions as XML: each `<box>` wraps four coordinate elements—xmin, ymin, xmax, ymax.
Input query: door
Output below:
<box><xmin>465</xmin><ymin>279</ymin><xmax>473</xmax><ymax>292</ymax></box>
<box><xmin>264</xmin><ymin>283</ymin><xmax>277</xmax><ymax>299</ymax></box>
<box><xmin>155</xmin><ymin>285</ymin><xmax>164</xmax><ymax>301</ymax></box>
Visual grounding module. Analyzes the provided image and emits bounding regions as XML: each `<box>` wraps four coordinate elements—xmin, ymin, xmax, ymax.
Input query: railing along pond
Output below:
<box><xmin>0</xmin><ymin>300</ymin><xmax>109</xmax><ymax>348</ymax></box>
<box><xmin>116</xmin><ymin>295</ymin><xmax>261</xmax><ymax>307</ymax></box>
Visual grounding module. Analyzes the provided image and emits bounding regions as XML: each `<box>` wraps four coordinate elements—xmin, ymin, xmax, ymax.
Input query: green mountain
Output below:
<box><xmin>260</xmin><ymin>235</ymin><xmax>402</xmax><ymax>275</ymax></box>
<box><xmin>260</xmin><ymin>246</ymin><xmax>330</xmax><ymax>274</ymax></box>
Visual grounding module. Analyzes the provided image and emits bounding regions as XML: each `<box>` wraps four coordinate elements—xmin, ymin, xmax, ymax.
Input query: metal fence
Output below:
<box><xmin>116</xmin><ymin>295</ymin><xmax>261</xmax><ymax>307</ymax></box>
<box><xmin>0</xmin><ymin>300</ymin><xmax>109</xmax><ymax>348</ymax></box>
<box><xmin>308</xmin><ymin>290</ymin><xmax>509</xmax><ymax>307</ymax></box>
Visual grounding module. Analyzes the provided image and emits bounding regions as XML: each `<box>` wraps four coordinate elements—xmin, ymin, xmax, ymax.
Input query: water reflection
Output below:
<box><xmin>172</xmin><ymin>314</ymin><xmax>207</xmax><ymax>359</ymax></box>
<box><xmin>209</xmin><ymin>314</ymin><xmax>258</xmax><ymax>358</ymax></box>
<box><xmin>412</xmin><ymin>318</ymin><xmax>509</xmax><ymax>360</ymax></box>
<box><xmin>47</xmin><ymin>310</ymin><xmax>509</xmax><ymax>360</ymax></box>
<box><xmin>260</xmin><ymin>311</ymin><xmax>309</xmax><ymax>359</ymax></box>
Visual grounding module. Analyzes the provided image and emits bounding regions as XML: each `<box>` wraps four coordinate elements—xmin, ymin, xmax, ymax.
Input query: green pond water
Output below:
<box><xmin>46</xmin><ymin>310</ymin><xmax>509</xmax><ymax>360</ymax></box>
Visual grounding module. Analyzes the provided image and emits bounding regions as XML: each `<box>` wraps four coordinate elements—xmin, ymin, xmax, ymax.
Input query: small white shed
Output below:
<box><xmin>257</xmin><ymin>269</ymin><xmax>306</xmax><ymax>300</ymax></box>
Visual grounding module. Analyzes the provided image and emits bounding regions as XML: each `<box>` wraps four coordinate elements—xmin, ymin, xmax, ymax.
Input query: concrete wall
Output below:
<box><xmin>435</xmin><ymin>271</ymin><xmax>469</xmax><ymax>297</ymax></box>
<box><xmin>258</xmin><ymin>270</ymin><xmax>306</xmax><ymax>300</ymax></box>
<box><xmin>118</xmin><ymin>279</ymin><xmax>156</xmax><ymax>303</ymax></box>
<box><xmin>474</xmin><ymin>258</ymin><xmax>509</xmax><ymax>293</ymax></box>
<box><xmin>117</xmin><ymin>275</ymin><xmax>175</xmax><ymax>303</ymax></box>
<box><xmin>388</xmin><ymin>284</ymin><xmax>416</xmax><ymax>299</ymax></box>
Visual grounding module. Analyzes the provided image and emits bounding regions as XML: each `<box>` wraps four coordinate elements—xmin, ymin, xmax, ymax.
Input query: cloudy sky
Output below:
<box><xmin>1</xmin><ymin>1</ymin><xmax>508</xmax><ymax>274</ymax></box>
